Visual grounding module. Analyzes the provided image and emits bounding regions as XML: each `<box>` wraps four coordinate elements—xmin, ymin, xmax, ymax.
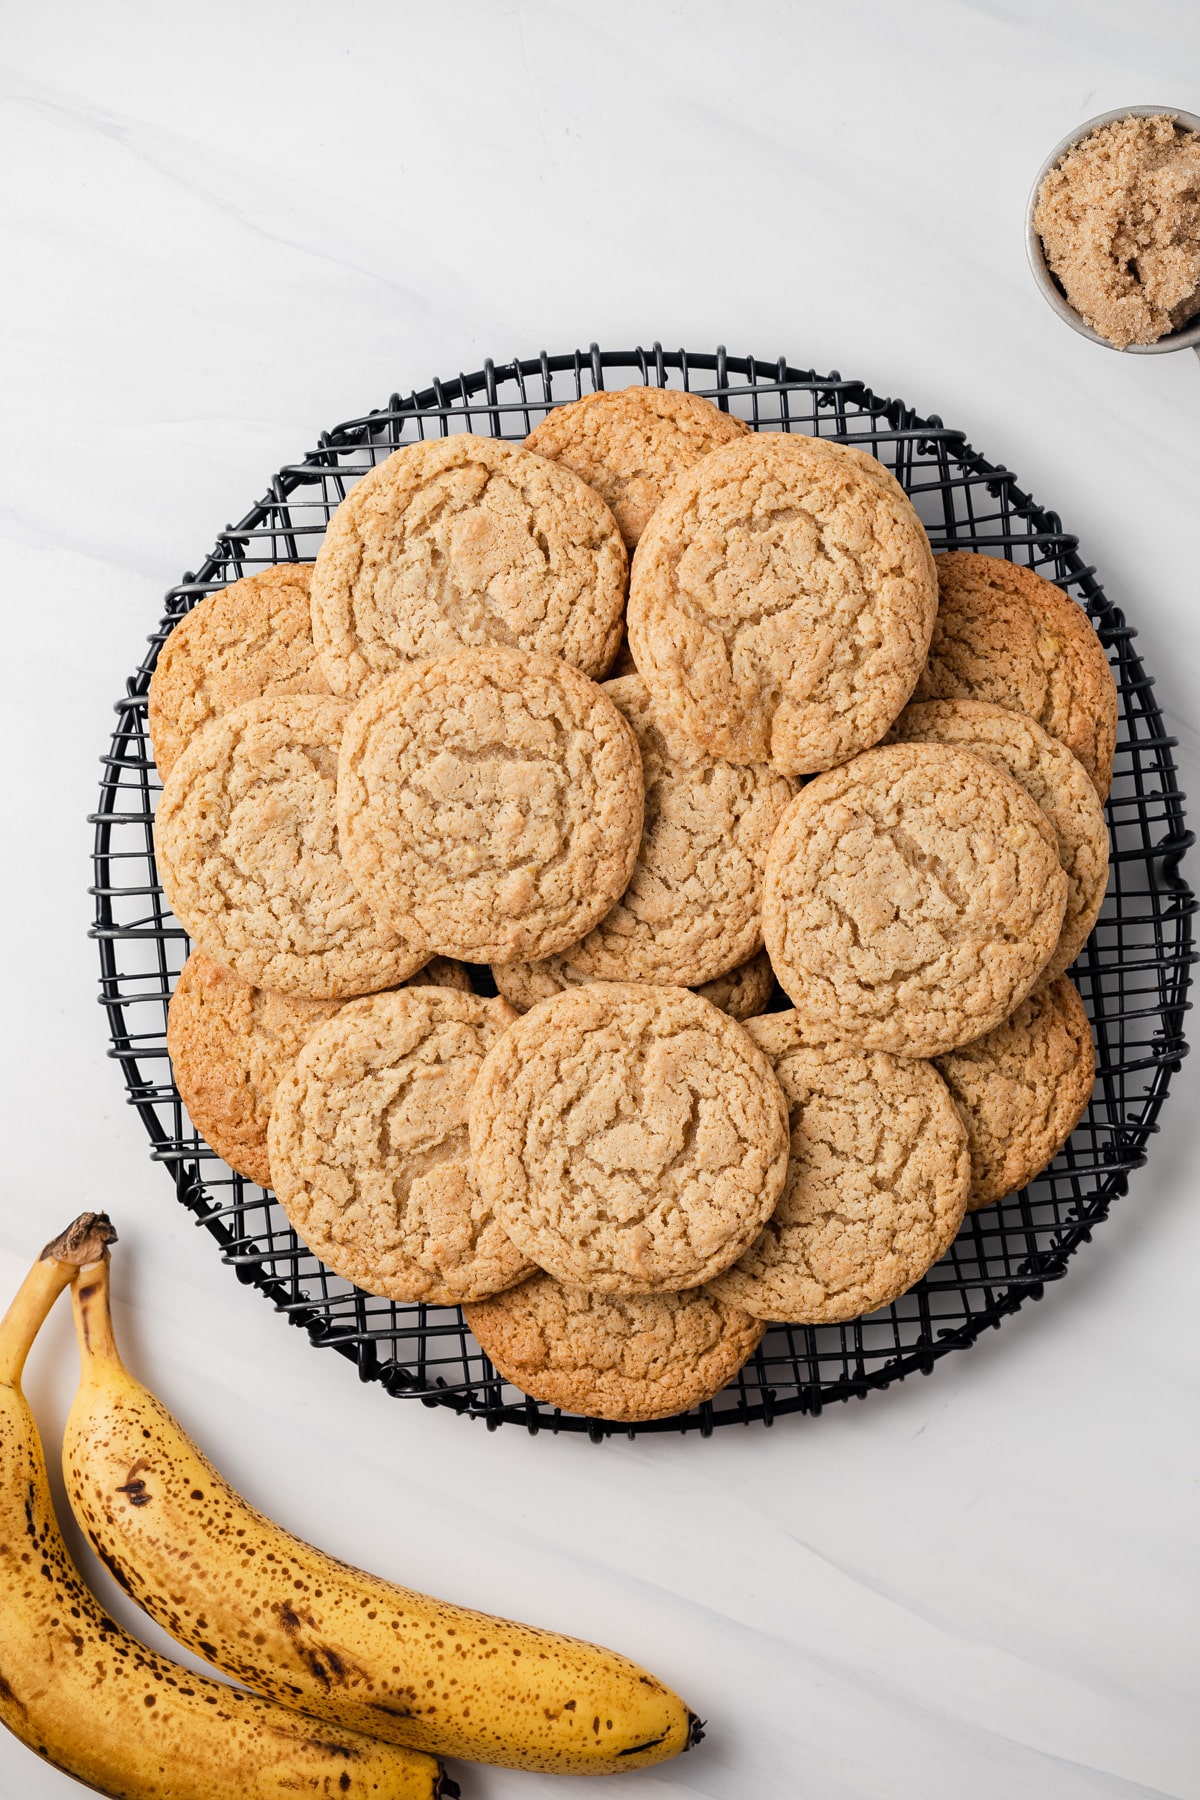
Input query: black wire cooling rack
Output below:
<box><xmin>91</xmin><ymin>344</ymin><xmax>1196</xmax><ymax>1439</ymax></box>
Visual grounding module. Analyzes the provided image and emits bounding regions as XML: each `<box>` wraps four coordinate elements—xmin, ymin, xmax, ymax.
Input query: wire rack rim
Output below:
<box><xmin>91</xmin><ymin>345</ymin><xmax>1194</xmax><ymax>1438</ymax></box>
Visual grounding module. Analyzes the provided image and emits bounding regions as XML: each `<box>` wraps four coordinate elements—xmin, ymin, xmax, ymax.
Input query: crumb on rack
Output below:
<box><xmin>1034</xmin><ymin>113</ymin><xmax>1200</xmax><ymax>348</ymax></box>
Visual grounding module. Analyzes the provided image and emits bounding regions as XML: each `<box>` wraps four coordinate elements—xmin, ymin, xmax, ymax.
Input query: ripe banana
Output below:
<box><xmin>63</xmin><ymin>1244</ymin><xmax>698</xmax><ymax>1774</ymax></box>
<box><xmin>0</xmin><ymin>1214</ymin><xmax>447</xmax><ymax>1800</ymax></box>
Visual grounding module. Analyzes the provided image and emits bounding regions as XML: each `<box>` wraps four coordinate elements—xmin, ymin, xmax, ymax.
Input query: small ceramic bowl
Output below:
<box><xmin>1026</xmin><ymin>105</ymin><xmax>1200</xmax><ymax>354</ymax></box>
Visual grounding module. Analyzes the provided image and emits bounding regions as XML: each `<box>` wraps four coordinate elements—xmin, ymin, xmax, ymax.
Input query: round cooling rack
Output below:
<box><xmin>91</xmin><ymin>345</ymin><xmax>1196</xmax><ymax>1439</ymax></box>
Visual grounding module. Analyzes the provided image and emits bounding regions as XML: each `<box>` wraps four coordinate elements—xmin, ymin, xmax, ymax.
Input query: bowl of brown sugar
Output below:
<box><xmin>1027</xmin><ymin>106</ymin><xmax>1200</xmax><ymax>354</ymax></box>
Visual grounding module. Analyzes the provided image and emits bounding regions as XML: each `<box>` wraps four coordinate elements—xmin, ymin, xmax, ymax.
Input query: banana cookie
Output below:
<box><xmin>534</xmin><ymin>674</ymin><xmax>792</xmax><ymax>986</ymax></box>
<box><xmin>492</xmin><ymin>947</ymin><xmax>776</xmax><ymax>1021</ymax></box>
<box><xmin>465</xmin><ymin>1273</ymin><xmax>765</xmax><ymax>1422</ymax></box>
<box><xmin>709</xmin><ymin>1012</ymin><xmax>970</xmax><ymax>1323</ymax></box>
<box><xmin>934</xmin><ymin>975</ymin><xmax>1095</xmax><ymax>1209</ymax></box>
<box><xmin>913</xmin><ymin>552</ymin><xmax>1118</xmax><ymax>798</ymax></box>
<box><xmin>311</xmin><ymin>434</ymin><xmax>627</xmax><ymax>695</ymax></box>
<box><xmin>525</xmin><ymin>385</ymin><xmax>749</xmax><ymax>549</ymax></box>
<box><xmin>336</xmin><ymin>649</ymin><xmax>644</xmax><ymax>964</ymax></box>
<box><xmin>625</xmin><ymin>432</ymin><xmax>938</xmax><ymax>775</ymax></box>
<box><xmin>149</xmin><ymin>564</ymin><xmax>330</xmax><ymax>780</ymax></box>
<box><xmin>155</xmin><ymin>695</ymin><xmax>425</xmax><ymax>999</ymax></box>
<box><xmin>763</xmin><ymin>742</ymin><xmax>1068</xmax><ymax>1057</ymax></box>
<box><xmin>469</xmin><ymin>983</ymin><xmax>789</xmax><ymax>1295</ymax></box>
<box><xmin>269</xmin><ymin>987</ymin><xmax>533</xmax><ymax>1306</ymax></box>
<box><xmin>167</xmin><ymin>950</ymin><xmax>474</xmax><ymax>1188</ymax></box>
<box><xmin>887</xmin><ymin>699</ymin><xmax>1108</xmax><ymax>978</ymax></box>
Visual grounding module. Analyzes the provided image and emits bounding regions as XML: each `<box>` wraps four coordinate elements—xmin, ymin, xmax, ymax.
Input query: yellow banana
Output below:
<box><xmin>63</xmin><ymin>1245</ymin><xmax>698</xmax><ymax>1774</ymax></box>
<box><xmin>0</xmin><ymin>1215</ymin><xmax>447</xmax><ymax>1800</ymax></box>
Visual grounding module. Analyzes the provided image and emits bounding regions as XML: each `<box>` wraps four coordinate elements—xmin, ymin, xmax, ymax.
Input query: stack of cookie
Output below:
<box><xmin>152</xmin><ymin>384</ymin><xmax>1114</xmax><ymax>1423</ymax></box>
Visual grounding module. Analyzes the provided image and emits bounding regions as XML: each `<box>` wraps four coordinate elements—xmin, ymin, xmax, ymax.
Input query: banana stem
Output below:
<box><xmin>0</xmin><ymin>1212</ymin><xmax>118</xmax><ymax>1388</ymax></box>
<box><xmin>70</xmin><ymin>1247</ymin><xmax>125</xmax><ymax>1374</ymax></box>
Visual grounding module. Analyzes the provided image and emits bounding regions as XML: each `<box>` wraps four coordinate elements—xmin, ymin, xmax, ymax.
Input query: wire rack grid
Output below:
<box><xmin>91</xmin><ymin>343</ymin><xmax>1195</xmax><ymax>1440</ymax></box>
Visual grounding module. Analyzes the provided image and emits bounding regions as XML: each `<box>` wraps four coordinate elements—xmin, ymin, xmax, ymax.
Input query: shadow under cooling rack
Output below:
<box><xmin>91</xmin><ymin>345</ymin><xmax>1195</xmax><ymax>1438</ymax></box>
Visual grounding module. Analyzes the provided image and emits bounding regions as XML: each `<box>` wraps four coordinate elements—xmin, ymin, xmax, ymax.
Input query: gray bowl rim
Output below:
<box><xmin>1026</xmin><ymin>104</ymin><xmax>1200</xmax><ymax>354</ymax></box>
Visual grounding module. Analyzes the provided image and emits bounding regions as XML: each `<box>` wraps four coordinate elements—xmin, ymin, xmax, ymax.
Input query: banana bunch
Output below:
<box><xmin>0</xmin><ymin>1215</ymin><xmax>446</xmax><ymax>1799</ymax></box>
<box><xmin>0</xmin><ymin>1214</ymin><xmax>698</xmax><ymax>1794</ymax></box>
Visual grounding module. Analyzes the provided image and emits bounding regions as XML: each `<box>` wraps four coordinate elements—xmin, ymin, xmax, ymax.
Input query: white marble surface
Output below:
<box><xmin>2</xmin><ymin>3</ymin><xmax>1200</xmax><ymax>1795</ymax></box>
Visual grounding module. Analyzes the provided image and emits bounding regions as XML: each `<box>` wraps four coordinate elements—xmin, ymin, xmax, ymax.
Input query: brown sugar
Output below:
<box><xmin>1034</xmin><ymin>114</ymin><xmax>1200</xmax><ymax>348</ymax></box>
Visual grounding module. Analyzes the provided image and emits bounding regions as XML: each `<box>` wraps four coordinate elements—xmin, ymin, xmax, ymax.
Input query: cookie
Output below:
<box><xmin>311</xmin><ymin>434</ymin><xmax>627</xmax><ymax>696</ymax></box>
<box><xmin>625</xmin><ymin>432</ymin><xmax>938</xmax><ymax>775</ymax></box>
<box><xmin>166</xmin><ymin>950</ymin><xmax>475</xmax><ymax>1187</ymax></box>
<box><xmin>492</xmin><ymin>947</ymin><xmax>776</xmax><ymax>1022</ymax></box>
<box><xmin>913</xmin><ymin>552</ymin><xmax>1118</xmax><ymax>798</ymax></box>
<box><xmin>489</xmin><ymin>956</ymin><xmax>588</xmax><ymax>1013</ymax></box>
<box><xmin>404</xmin><ymin>955</ymin><xmax>475</xmax><ymax>994</ymax></box>
<box><xmin>762</xmin><ymin>742</ymin><xmax>1068</xmax><ymax>1056</ymax></box>
<box><xmin>693</xmin><ymin>950</ymin><xmax>777</xmax><ymax>1020</ymax></box>
<box><xmin>167</xmin><ymin>950</ymin><xmax>342</xmax><ymax>1188</ymax></box>
<box><xmin>524</xmin><ymin>385</ymin><xmax>750</xmax><ymax>548</ymax></box>
<box><xmin>527</xmin><ymin>675</ymin><xmax>792</xmax><ymax>985</ymax></box>
<box><xmin>336</xmin><ymin>649</ymin><xmax>644</xmax><ymax>964</ymax></box>
<box><xmin>887</xmin><ymin>700</ymin><xmax>1108</xmax><ymax>978</ymax></box>
<box><xmin>465</xmin><ymin>1273</ymin><xmax>765</xmax><ymax>1422</ymax></box>
<box><xmin>155</xmin><ymin>695</ymin><xmax>425</xmax><ymax>998</ymax></box>
<box><xmin>468</xmin><ymin>983</ymin><xmax>790</xmax><ymax>1295</ymax></box>
<box><xmin>148</xmin><ymin>565</ymin><xmax>330</xmax><ymax>780</ymax></box>
<box><xmin>934</xmin><ymin>976</ymin><xmax>1096</xmax><ymax>1209</ymax></box>
<box><xmin>709</xmin><ymin>1012</ymin><xmax>970</xmax><ymax>1323</ymax></box>
<box><xmin>268</xmin><ymin>987</ymin><xmax>533</xmax><ymax>1305</ymax></box>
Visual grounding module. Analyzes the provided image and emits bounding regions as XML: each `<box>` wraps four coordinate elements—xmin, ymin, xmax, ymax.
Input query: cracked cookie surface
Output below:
<box><xmin>525</xmin><ymin>385</ymin><xmax>749</xmax><ymax>548</ymax></box>
<box><xmin>311</xmin><ymin>433</ymin><xmax>627</xmax><ymax>695</ymax></box>
<box><xmin>465</xmin><ymin>1272</ymin><xmax>765</xmax><ymax>1421</ymax></box>
<box><xmin>625</xmin><ymin>432</ymin><xmax>937</xmax><ymax>775</ymax></box>
<box><xmin>148</xmin><ymin>564</ymin><xmax>330</xmax><ymax>780</ymax></box>
<box><xmin>468</xmin><ymin>982</ymin><xmax>789</xmax><ymax>1294</ymax></box>
<box><xmin>492</xmin><ymin>947</ymin><xmax>775</xmax><ymax>1021</ymax></box>
<box><xmin>709</xmin><ymin>1010</ymin><xmax>970</xmax><ymax>1322</ymax></box>
<box><xmin>913</xmin><ymin>552</ymin><xmax>1118</xmax><ymax>798</ymax></box>
<box><xmin>268</xmin><ymin>987</ymin><xmax>532</xmax><ymax>1305</ymax></box>
<box><xmin>887</xmin><ymin>699</ymin><xmax>1109</xmax><ymax>978</ymax></box>
<box><xmin>762</xmin><ymin>742</ymin><xmax>1068</xmax><ymax>1056</ymax></box>
<box><xmin>155</xmin><ymin>695</ymin><xmax>425</xmax><ymax>998</ymax></box>
<box><xmin>934</xmin><ymin>975</ymin><xmax>1095</xmax><ymax>1209</ymax></box>
<box><xmin>167</xmin><ymin>949</ymin><xmax>474</xmax><ymax>1188</ymax></box>
<box><xmin>336</xmin><ymin>649</ymin><xmax>644</xmax><ymax>964</ymax></box>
